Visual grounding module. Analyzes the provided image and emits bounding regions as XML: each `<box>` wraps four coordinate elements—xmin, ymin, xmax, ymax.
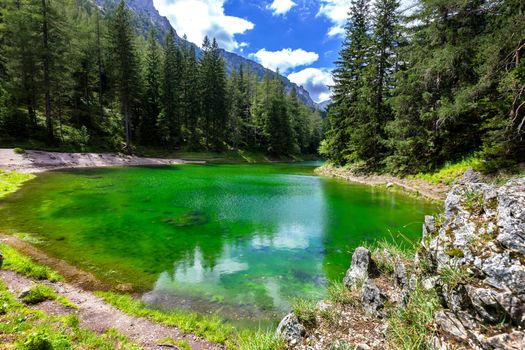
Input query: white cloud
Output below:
<box><xmin>153</xmin><ymin>0</ymin><xmax>254</xmax><ymax>51</ymax></box>
<box><xmin>249</xmin><ymin>48</ymin><xmax>319</xmax><ymax>73</ymax></box>
<box><xmin>267</xmin><ymin>0</ymin><xmax>297</xmax><ymax>16</ymax></box>
<box><xmin>317</xmin><ymin>0</ymin><xmax>418</xmax><ymax>38</ymax></box>
<box><xmin>317</xmin><ymin>0</ymin><xmax>350</xmax><ymax>38</ymax></box>
<box><xmin>288</xmin><ymin>68</ymin><xmax>333</xmax><ymax>103</ymax></box>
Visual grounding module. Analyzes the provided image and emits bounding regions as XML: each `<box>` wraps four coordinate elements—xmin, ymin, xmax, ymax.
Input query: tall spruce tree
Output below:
<box><xmin>141</xmin><ymin>30</ymin><xmax>160</xmax><ymax>144</ymax></box>
<box><xmin>108</xmin><ymin>0</ymin><xmax>140</xmax><ymax>151</ymax></box>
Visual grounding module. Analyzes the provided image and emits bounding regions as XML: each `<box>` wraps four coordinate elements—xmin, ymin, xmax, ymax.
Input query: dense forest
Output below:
<box><xmin>322</xmin><ymin>0</ymin><xmax>525</xmax><ymax>173</ymax></box>
<box><xmin>0</xmin><ymin>0</ymin><xmax>323</xmax><ymax>155</ymax></box>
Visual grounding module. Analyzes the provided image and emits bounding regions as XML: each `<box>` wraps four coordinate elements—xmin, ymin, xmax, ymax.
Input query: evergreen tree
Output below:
<box><xmin>180</xmin><ymin>37</ymin><xmax>200</xmax><ymax>148</ymax></box>
<box><xmin>108</xmin><ymin>0</ymin><xmax>140</xmax><ymax>151</ymax></box>
<box><xmin>141</xmin><ymin>30</ymin><xmax>160</xmax><ymax>144</ymax></box>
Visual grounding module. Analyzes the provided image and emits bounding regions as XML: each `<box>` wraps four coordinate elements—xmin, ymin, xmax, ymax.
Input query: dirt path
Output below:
<box><xmin>0</xmin><ymin>269</ymin><xmax>224</xmax><ymax>350</ymax></box>
<box><xmin>0</xmin><ymin>148</ymin><xmax>204</xmax><ymax>173</ymax></box>
<box><xmin>315</xmin><ymin>165</ymin><xmax>449</xmax><ymax>202</ymax></box>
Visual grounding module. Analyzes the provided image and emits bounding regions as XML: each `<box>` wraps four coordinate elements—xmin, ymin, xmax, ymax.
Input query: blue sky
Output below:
<box><xmin>152</xmin><ymin>0</ymin><xmax>414</xmax><ymax>103</ymax></box>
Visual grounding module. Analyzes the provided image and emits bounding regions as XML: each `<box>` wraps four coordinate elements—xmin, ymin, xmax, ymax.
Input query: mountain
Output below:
<box><xmin>318</xmin><ymin>99</ymin><xmax>332</xmax><ymax>112</ymax></box>
<box><xmin>96</xmin><ymin>0</ymin><xmax>318</xmax><ymax>109</ymax></box>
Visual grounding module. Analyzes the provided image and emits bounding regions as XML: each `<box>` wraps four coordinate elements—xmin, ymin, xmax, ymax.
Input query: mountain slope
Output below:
<box><xmin>96</xmin><ymin>0</ymin><xmax>317</xmax><ymax>108</ymax></box>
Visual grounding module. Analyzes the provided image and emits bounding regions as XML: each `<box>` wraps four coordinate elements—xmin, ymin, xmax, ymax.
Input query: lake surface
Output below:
<box><xmin>0</xmin><ymin>163</ymin><xmax>437</xmax><ymax>325</ymax></box>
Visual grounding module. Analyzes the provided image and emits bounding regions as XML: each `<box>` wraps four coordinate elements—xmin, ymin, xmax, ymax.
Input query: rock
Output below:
<box><xmin>343</xmin><ymin>247</ymin><xmax>376</xmax><ymax>291</ymax></box>
<box><xmin>394</xmin><ymin>257</ymin><xmax>408</xmax><ymax>290</ymax></box>
<box><xmin>440</xmin><ymin>283</ymin><xmax>471</xmax><ymax>313</ymax></box>
<box><xmin>315</xmin><ymin>300</ymin><xmax>332</xmax><ymax>313</ymax></box>
<box><xmin>276</xmin><ymin>313</ymin><xmax>306</xmax><ymax>346</ymax></box>
<box><xmin>457</xmin><ymin>169</ymin><xmax>482</xmax><ymax>185</ymax></box>
<box><xmin>18</xmin><ymin>287</ymin><xmax>31</xmax><ymax>300</ymax></box>
<box><xmin>0</xmin><ymin>250</ymin><xmax>3</xmax><ymax>269</ymax></box>
<box><xmin>422</xmin><ymin>215</ymin><xmax>437</xmax><ymax>239</ymax></box>
<box><xmin>423</xmin><ymin>276</ymin><xmax>439</xmax><ymax>290</ymax></box>
<box><xmin>475</xmin><ymin>251</ymin><xmax>525</xmax><ymax>295</ymax></box>
<box><xmin>361</xmin><ymin>279</ymin><xmax>385</xmax><ymax>315</ymax></box>
<box><xmin>480</xmin><ymin>330</ymin><xmax>525</xmax><ymax>350</ymax></box>
<box><xmin>466</xmin><ymin>286</ymin><xmax>506</xmax><ymax>324</ymax></box>
<box><xmin>355</xmin><ymin>343</ymin><xmax>371</xmax><ymax>350</ymax></box>
<box><xmin>497</xmin><ymin>178</ymin><xmax>525</xmax><ymax>256</ymax></box>
<box><xmin>386</xmin><ymin>182</ymin><xmax>394</xmax><ymax>189</ymax></box>
<box><xmin>434</xmin><ymin>311</ymin><xmax>469</xmax><ymax>341</ymax></box>
<box><xmin>495</xmin><ymin>292</ymin><xmax>525</xmax><ymax>326</ymax></box>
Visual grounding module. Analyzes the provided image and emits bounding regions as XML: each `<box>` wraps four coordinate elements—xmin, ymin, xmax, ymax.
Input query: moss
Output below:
<box><xmin>445</xmin><ymin>248</ymin><xmax>465</xmax><ymax>258</ymax></box>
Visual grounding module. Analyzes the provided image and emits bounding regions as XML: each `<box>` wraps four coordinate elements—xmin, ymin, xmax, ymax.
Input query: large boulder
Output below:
<box><xmin>276</xmin><ymin>313</ymin><xmax>306</xmax><ymax>347</ymax></box>
<box><xmin>343</xmin><ymin>247</ymin><xmax>376</xmax><ymax>290</ymax></box>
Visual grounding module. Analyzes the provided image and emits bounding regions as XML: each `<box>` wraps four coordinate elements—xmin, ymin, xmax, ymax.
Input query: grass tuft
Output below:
<box><xmin>291</xmin><ymin>298</ymin><xmax>317</xmax><ymax>327</ymax></box>
<box><xmin>20</xmin><ymin>284</ymin><xmax>77</xmax><ymax>308</ymax></box>
<box><xmin>237</xmin><ymin>329</ymin><xmax>285</xmax><ymax>350</ymax></box>
<box><xmin>0</xmin><ymin>243</ymin><xmax>63</xmax><ymax>282</ymax></box>
<box><xmin>327</xmin><ymin>281</ymin><xmax>355</xmax><ymax>305</ymax></box>
<box><xmin>440</xmin><ymin>265</ymin><xmax>472</xmax><ymax>289</ymax></box>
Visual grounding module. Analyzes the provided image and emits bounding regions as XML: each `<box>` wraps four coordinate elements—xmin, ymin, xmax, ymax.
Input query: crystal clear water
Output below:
<box><xmin>0</xmin><ymin>163</ymin><xmax>437</xmax><ymax>325</ymax></box>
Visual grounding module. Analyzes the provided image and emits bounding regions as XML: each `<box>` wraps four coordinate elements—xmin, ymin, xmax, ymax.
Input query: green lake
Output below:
<box><xmin>0</xmin><ymin>163</ymin><xmax>437</xmax><ymax>326</ymax></box>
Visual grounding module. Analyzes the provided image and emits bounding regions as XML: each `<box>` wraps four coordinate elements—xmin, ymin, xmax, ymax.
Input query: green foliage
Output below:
<box><xmin>321</xmin><ymin>0</ymin><xmax>525</xmax><ymax>174</ymax></box>
<box><xmin>291</xmin><ymin>298</ymin><xmax>317</xmax><ymax>327</ymax></box>
<box><xmin>0</xmin><ymin>280</ymin><xmax>141</xmax><ymax>349</ymax></box>
<box><xmin>0</xmin><ymin>0</ymin><xmax>322</xmax><ymax>156</ymax></box>
<box><xmin>0</xmin><ymin>243</ymin><xmax>63</xmax><ymax>282</ymax></box>
<box><xmin>411</xmin><ymin>157</ymin><xmax>482</xmax><ymax>185</ymax></box>
<box><xmin>20</xmin><ymin>284</ymin><xmax>77</xmax><ymax>308</ymax></box>
<box><xmin>387</xmin><ymin>285</ymin><xmax>439</xmax><ymax>350</ymax></box>
<box><xmin>13</xmin><ymin>147</ymin><xmax>25</xmax><ymax>154</ymax></box>
<box><xmin>96</xmin><ymin>291</ymin><xmax>235</xmax><ymax>345</ymax></box>
<box><xmin>327</xmin><ymin>281</ymin><xmax>355</xmax><ymax>305</ymax></box>
<box><xmin>440</xmin><ymin>265</ymin><xmax>472</xmax><ymax>289</ymax></box>
<box><xmin>237</xmin><ymin>329</ymin><xmax>285</xmax><ymax>350</ymax></box>
<box><xmin>0</xmin><ymin>169</ymin><xmax>35</xmax><ymax>199</ymax></box>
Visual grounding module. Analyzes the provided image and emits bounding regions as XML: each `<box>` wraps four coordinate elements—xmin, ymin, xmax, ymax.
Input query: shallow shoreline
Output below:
<box><xmin>315</xmin><ymin>164</ymin><xmax>449</xmax><ymax>202</ymax></box>
<box><xmin>0</xmin><ymin>148</ymin><xmax>204</xmax><ymax>174</ymax></box>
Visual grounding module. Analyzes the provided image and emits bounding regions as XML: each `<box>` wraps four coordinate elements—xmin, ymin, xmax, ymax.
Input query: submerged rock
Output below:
<box><xmin>276</xmin><ymin>313</ymin><xmax>306</xmax><ymax>347</ymax></box>
<box><xmin>343</xmin><ymin>247</ymin><xmax>376</xmax><ymax>291</ymax></box>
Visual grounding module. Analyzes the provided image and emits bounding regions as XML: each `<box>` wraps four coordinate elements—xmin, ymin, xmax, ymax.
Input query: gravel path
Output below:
<box><xmin>0</xmin><ymin>269</ymin><xmax>224</xmax><ymax>350</ymax></box>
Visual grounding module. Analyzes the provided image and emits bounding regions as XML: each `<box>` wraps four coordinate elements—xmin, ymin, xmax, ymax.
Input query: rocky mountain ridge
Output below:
<box><xmin>95</xmin><ymin>0</ymin><xmax>318</xmax><ymax>108</ymax></box>
<box><xmin>277</xmin><ymin>173</ymin><xmax>525</xmax><ymax>349</ymax></box>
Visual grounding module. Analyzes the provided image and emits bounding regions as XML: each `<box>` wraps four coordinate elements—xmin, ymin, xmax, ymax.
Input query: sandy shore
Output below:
<box><xmin>315</xmin><ymin>164</ymin><xmax>449</xmax><ymax>202</ymax></box>
<box><xmin>0</xmin><ymin>148</ymin><xmax>204</xmax><ymax>173</ymax></box>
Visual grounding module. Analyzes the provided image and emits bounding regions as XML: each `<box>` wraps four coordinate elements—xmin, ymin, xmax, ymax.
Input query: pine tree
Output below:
<box><xmin>108</xmin><ymin>0</ymin><xmax>140</xmax><ymax>152</ymax></box>
<box><xmin>181</xmin><ymin>38</ymin><xmax>200</xmax><ymax>148</ymax></box>
<box><xmin>141</xmin><ymin>29</ymin><xmax>160</xmax><ymax>144</ymax></box>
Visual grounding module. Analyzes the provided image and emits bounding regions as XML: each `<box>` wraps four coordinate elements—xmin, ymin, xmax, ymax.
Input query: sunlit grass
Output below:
<box><xmin>0</xmin><ymin>243</ymin><xmax>63</xmax><ymax>282</ymax></box>
<box><xmin>0</xmin><ymin>168</ymin><xmax>35</xmax><ymax>199</ymax></box>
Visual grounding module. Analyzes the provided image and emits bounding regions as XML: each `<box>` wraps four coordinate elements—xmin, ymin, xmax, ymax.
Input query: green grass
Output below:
<box><xmin>410</xmin><ymin>156</ymin><xmax>482</xmax><ymax>185</ymax></box>
<box><xmin>96</xmin><ymin>291</ymin><xmax>236</xmax><ymax>346</ymax></box>
<box><xmin>0</xmin><ymin>243</ymin><xmax>63</xmax><ymax>281</ymax></box>
<box><xmin>0</xmin><ymin>280</ymin><xmax>142</xmax><ymax>349</ymax></box>
<box><xmin>363</xmin><ymin>235</ymin><xmax>417</xmax><ymax>275</ymax></box>
<box><xmin>440</xmin><ymin>265</ymin><xmax>472</xmax><ymax>289</ymax></box>
<box><xmin>291</xmin><ymin>298</ymin><xmax>317</xmax><ymax>327</ymax></box>
<box><xmin>237</xmin><ymin>329</ymin><xmax>285</xmax><ymax>350</ymax></box>
<box><xmin>0</xmin><ymin>168</ymin><xmax>35</xmax><ymax>199</ymax></box>
<box><xmin>387</xmin><ymin>285</ymin><xmax>440</xmax><ymax>350</ymax></box>
<box><xmin>327</xmin><ymin>281</ymin><xmax>355</xmax><ymax>305</ymax></box>
<box><xmin>20</xmin><ymin>283</ymin><xmax>77</xmax><ymax>308</ymax></box>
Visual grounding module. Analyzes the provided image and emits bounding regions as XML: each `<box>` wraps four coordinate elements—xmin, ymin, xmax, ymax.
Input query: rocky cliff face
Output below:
<box><xmin>277</xmin><ymin>175</ymin><xmax>525</xmax><ymax>349</ymax></box>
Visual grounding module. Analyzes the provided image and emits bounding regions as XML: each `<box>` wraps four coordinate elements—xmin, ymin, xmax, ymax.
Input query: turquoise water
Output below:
<box><xmin>0</xmin><ymin>163</ymin><xmax>436</xmax><ymax>324</ymax></box>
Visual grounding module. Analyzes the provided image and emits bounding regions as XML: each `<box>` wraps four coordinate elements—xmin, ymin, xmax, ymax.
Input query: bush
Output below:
<box><xmin>14</xmin><ymin>147</ymin><xmax>26</xmax><ymax>154</ymax></box>
<box><xmin>20</xmin><ymin>284</ymin><xmax>57</xmax><ymax>304</ymax></box>
<box><xmin>22</xmin><ymin>330</ymin><xmax>53</xmax><ymax>350</ymax></box>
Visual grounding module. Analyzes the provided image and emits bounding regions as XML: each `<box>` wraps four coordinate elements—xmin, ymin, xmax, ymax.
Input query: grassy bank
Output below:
<box><xmin>0</xmin><ymin>168</ymin><xmax>35</xmax><ymax>198</ymax></box>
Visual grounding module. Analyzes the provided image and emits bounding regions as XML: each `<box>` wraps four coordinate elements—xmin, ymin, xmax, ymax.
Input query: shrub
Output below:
<box><xmin>22</xmin><ymin>330</ymin><xmax>53</xmax><ymax>350</ymax></box>
<box><xmin>14</xmin><ymin>147</ymin><xmax>26</xmax><ymax>154</ymax></box>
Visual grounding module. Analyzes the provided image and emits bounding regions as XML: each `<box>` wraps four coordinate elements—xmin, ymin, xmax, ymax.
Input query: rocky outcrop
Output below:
<box><xmin>343</xmin><ymin>247</ymin><xmax>376</xmax><ymax>290</ymax></box>
<box><xmin>278</xmin><ymin>175</ymin><xmax>525</xmax><ymax>350</ymax></box>
<box><xmin>422</xmin><ymin>177</ymin><xmax>525</xmax><ymax>349</ymax></box>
